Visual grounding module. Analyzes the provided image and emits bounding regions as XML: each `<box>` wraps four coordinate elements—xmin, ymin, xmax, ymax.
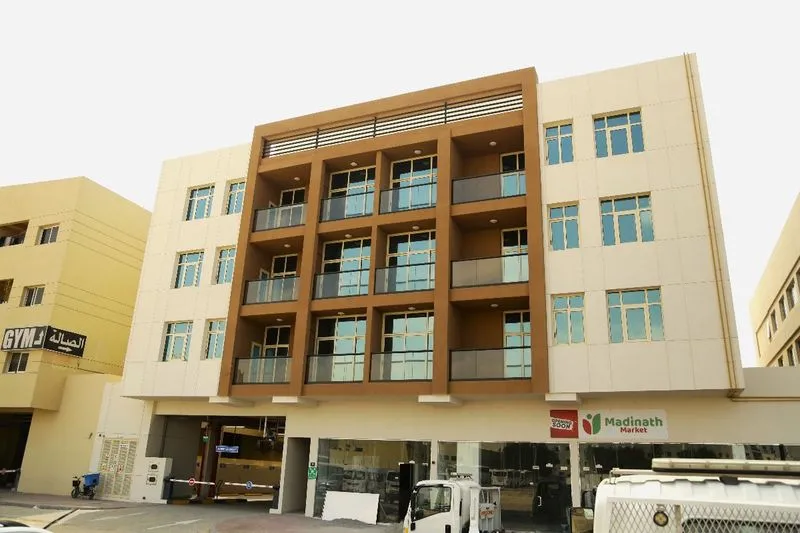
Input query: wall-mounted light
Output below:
<box><xmin>490</xmin><ymin>303</ymin><xmax>498</xmax><ymax>308</ymax></box>
<box><xmin>337</xmin><ymin>311</ymin><xmax>344</xmax><ymax>316</ymax></box>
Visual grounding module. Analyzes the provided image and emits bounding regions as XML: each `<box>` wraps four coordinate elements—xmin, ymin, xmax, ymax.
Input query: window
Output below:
<box><xmin>5</xmin><ymin>353</ymin><xmax>28</xmax><ymax>374</ymax></box>
<box><xmin>549</xmin><ymin>204</ymin><xmax>579</xmax><ymax>250</ymax></box>
<box><xmin>387</xmin><ymin>155</ymin><xmax>437</xmax><ymax>210</ymax></box>
<box><xmin>0</xmin><ymin>279</ymin><xmax>12</xmax><ymax>304</ymax></box>
<box><xmin>594</xmin><ymin>111</ymin><xmax>644</xmax><ymax>157</ymax></box>
<box><xmin>502</xmin><ymin>229</ymin><xmax>529</xmax><ymax>283</ymax></box>
<box><xmin>0</xmin><ymin>221</ymin><xmax>27</xmax><ymax>247</ymax></box>
<box><xmin>315</xmin><ymin>316</ymin><xmax>366</xmax><ymax>382</ymax></box>
<box><xmin>264</xmin><ymin>326</ymin><xmax>291</xmax><ymax>357</ymax></box>
<box><xmin>280</xmin><ymin>188</ymin><xmax>305</xmax><ymax>206</ymax></box>
<box><xmin>769</xmin><ymin>311</ymin><xmax>778</xmax><ymax>340</ymax></box>
<box><xmin>319</xmin><ymin>239</ymin><xmax>371</xmax><ymax>297</ymax></box>
<box><xmin>778</xmin><ymin>356</ymin><xmax>784</xmax><ymax>367</ymax></box>
<box><xmin>225</xmin><ymin>182</ymin><xmax>245</xmax><ymax>215</ymax></box>
<box><xmin>175</xmin><ymin>251</ymin><xmax>204</xmax><ymax>288</ymax></box>
<box><xmin>37</xmin><ymin>225</ymin><xmax>59</xmax><ymax>245</ymax></box>
<box><xmin>379</xmin><ymin>312</ymin><xmax>434</xmax><ymax>380</ymax></box>
<box><xmin>787</xmin><ymin>280</ymin><xmax>798</xmax><ymax>310</ymax></box>
<box><xmin>386</xmin><ymin>231</ymin><xmax>436</xmax><ymax>291</ymax></box>
<box><xmin>607</xmin><ymin>288</ymin><xmax>664</xmax><ymax>343</ymax></box>
<box><xmin>545</xmin><ymin>123</ymin><xmax>574</xmax><ymax>165</ymax></box>
<box><xmin>162</xmin><ymin>322</ymin><xmax>193</xmax><ymax>361</ymax></box>
<box><xmin>504</xmin><ymin>311</ymin><xmax>531</xmax><ymax>378</ymax></box>
<box><xmin>779</xmin><ymin>297</ymin><xmax>787</xmax><ymax>320</ymax></box>
<box><xmin>500</xmin><ymin>151</ymin><xmax>526</xmax><ymax>197</ymax></box>
<box><xmin>601</xmin><ymin>195</ymin><xmax>655</xmax><ymax>246</ymax></box>
<box><xmin>553</xmin><ymin>295</ymin><xmax>585</xmax><ymax>345</ymax></box>
<box><xmin>324</xmin><ymin>167</ymin><xmax>375</xmax><ymax>219</ymax></box>
<box><xmin>215</xmin><ymin>248</ymin><xmax>236</xmax><ymax>284</ymax></box>
<box><xmin>21</xmin><ymin>286</ymin><xmax>44</xmax><ymax>306</ymax></box>
<box><xmin>412</xmin><ymin>485</ymin><xmax>452</xmax><ymax>520</ymax></box>
<box><xmin>204</xmin><ymin>320</ymin><xmax>226</xmax><ymax>359</ymax></box>
<box><xmin>787</xmin><ymin>345</ymin><xmax>796</xmax><ymax>367</ymax></box>
<box><xmin>185</xmin><ymin>186</ymin><xmax>214</xmax><ymax>221</ymax></box>
<box><xmin>271</xmin><ymin>254</ymin><xmax>298</xmax><ymax>277</ymax></box>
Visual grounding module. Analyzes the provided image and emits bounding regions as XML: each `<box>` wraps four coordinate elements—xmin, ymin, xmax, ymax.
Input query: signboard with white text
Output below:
<box><xmin>2</xmin><ymin>325</ymin><xmax>87</xmax><ymax>357</ymax></box>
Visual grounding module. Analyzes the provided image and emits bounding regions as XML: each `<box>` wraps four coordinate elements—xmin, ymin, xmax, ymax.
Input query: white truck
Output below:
<box><xmin>403</xmin><ymin>473</ymin><xmax>504</xmax><ymax>533</ymax></box>
<box><xmin>576</xmin><ymin>457</ymin><xmax>800</xmax><ymax>533</ymax></box>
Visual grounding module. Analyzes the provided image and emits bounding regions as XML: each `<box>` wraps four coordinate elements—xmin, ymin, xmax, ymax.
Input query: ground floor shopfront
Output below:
<box><xmin>116</xmin><ymin>392</ymin><xmax>800</xmax><ymax>532</ymax></box>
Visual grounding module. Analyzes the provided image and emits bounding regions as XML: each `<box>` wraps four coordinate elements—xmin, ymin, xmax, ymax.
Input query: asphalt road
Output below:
<box><xmin>0</xmin><ymin>504</ymin><xmax>401</xmax><ymax>533</ymax></box>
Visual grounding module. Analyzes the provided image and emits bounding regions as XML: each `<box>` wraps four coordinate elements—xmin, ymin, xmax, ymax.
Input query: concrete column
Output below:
<box><xmin>430</xmin><ymin>440</ymin><xmax>440</xmax><ymax>479</ymax></box>
<box><xmin>569</xmin><ymin>441</ymin><xmax>581</xmax><ymax>507</ymax></box>
<box><xmin>199</xmin><ymin>422</ymin><xmax>220</xmax><ymax>499</ymax></box>
<box><xmin>304</xmin><ymin>437</ymin><xmax>319</xmax><ymax>517</ymax></box>
<box><xmin>456</xmin><ymin>442</ymin><xmax>480</xmax><ymax>481</ymax></box>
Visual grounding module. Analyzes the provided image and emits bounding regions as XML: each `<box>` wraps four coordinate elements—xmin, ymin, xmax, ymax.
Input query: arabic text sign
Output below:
<box><xmin>2</xmin><ymin>326</ymin><xmax>87</xmax><ymax>357</ymax></box>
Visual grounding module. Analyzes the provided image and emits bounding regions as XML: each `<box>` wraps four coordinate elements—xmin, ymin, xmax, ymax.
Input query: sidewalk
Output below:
<box><xmin>0</xmin><ymin>490</ymin><xmax>141</xmax><ymax>510</ymax></box>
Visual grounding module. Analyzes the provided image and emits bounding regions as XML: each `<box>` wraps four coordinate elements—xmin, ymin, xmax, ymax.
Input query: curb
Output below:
<box><xmin>0</xmin><ymin>500</ymin><xmax>132</xmax><ymax>511</ymax></box>
<box><xmin>168</xmin><ymin>498</ymin><xmax>249</xmax><ymax>505</ymax></box>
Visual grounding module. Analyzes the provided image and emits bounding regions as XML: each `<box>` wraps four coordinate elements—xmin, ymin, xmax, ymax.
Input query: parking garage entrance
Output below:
<box><xmin>0</xmin><ymin>412</ymin><xmax>31</xmax><ymax>490</ymax></box>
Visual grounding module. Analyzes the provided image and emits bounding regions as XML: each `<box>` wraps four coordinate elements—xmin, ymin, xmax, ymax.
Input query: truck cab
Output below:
<box><xmin>403</xmin><ymin>474</ymin><xmax>504</xmax><ymax>533</ymax></box>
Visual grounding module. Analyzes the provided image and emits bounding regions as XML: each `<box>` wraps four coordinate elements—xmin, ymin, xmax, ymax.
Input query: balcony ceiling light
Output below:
<box><xmin>412</xmin><ymin>225</ymin><xmax>420</xmax><ymax>230</ymax></box>
<box><xmin>337</xmin><ymin>311</ymin><xmax>344</xmax><ymax>316</ymax></box>
<box><xmin>413</xmin><ymin>149</ymin><xmax>422</xmax><ymax>155</ymax></box>
<box><xmin>408</xmin><ymin>306</ymin><xmax>416</xmax><ymax>311</ymax></box>
<box><xmin>490</xmin><ymin>303</ymin><xmax>498</xmax><ymax>308</ymax></box>
<box><xmin>276</xmin><ymin>318</ymin><xmax>284</xmax><ymax>322</ymax></box>
<box><xmin>350</xmin><ymin>161</ymin><xmax>358</xmax><ymax>167</ymax></box>
<box><xmin>489</xmin><ymin>141</ymin><xmax>497</xmax><ymax>147</ymax></box>
<box><xmin>489</xmin><ymin>219</ymin><xmax>498</xmax><ymax>224</ymax></box>
<box><xmin>344</xmin><ymin>233</ymin><xmax>352</xmax><ymax>238</ymax></box>
<box><xmin>293</xmin><ymin>176</ymin><xmax>301</xmax><ymax>181</ymax></box>
<box><xmin>283</xmin><ymin>243</ymin><xmax>291</xmax><ymax>248</ymax></box>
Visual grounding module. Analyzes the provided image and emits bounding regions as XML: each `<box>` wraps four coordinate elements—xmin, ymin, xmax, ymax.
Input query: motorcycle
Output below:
<box><xmin>71</xmin><ymin>472</ymin><xmax>100</xmax><ymax>499</ymax></box>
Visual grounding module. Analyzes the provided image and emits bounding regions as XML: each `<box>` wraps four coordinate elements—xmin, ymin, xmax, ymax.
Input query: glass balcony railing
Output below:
<box><xmin>305</xmin><ymin>353</ymin><xmax>365</xmax><ymax>383</ymax></box>
<box><xmin>379</xmin><ymin>182</ymin><xmax>437</xmax><ymax>213</ymax></box>
<box><xmin>370</xmin><ymin>351</ymin><xmax>433</xmax><ymax>381</ymax></box>
<box><xmin>320</xmin><ymin>191</ymin><xmax>374</xmax><ymax>221</ymax></box>
<box><xmin>253</xmin><ymin>203</ymin><xmax>306</xmax><ymax>231</ymax></box>
<box><xmin>451</xmin><ymin>172</ymin><xmax>526</xmax><ymax>204</ymax></box>
<box><xmin>451</xmin><ymin>253</ymin><xmax>528</xmax><ymax>288</ymax></box>
<box><xmin>450</xmin><ymin>348</ymin><xmax>532</xmax><ymax>380</ymax></box>
<box><xmin>244</xmin><ymin>277</ymin><xmax>299</xmax><ymax>304</ymax></box>
<box><xmin>314</xmin><ymin>270</ymin><xmax>369</xmax><ymax>299</ymax></box>
<box><xmin>234</xmin><ymin>356</ymin><xmax>292</xmax><ymax>384</ymax></box>
<box><xmin>374</xmin><ymin>263</ymin><xmax>435</xmax><ymax>293</ymax></box>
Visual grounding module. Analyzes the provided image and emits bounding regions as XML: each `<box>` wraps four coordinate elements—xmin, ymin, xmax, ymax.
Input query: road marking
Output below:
<box><xmin>92</xmin><ymin>511</ymin><xmax>147</xmax><ymax>521</ymax></box>
<box><xmin>146</xmin><ymin>519</ymin><xmax>202</xmax><ymax>530</ymax></box>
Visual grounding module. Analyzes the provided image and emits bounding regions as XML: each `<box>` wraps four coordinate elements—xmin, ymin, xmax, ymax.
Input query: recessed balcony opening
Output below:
<box><xmin>314</xmin><ymin>234</ymin><xmax>372</xmax><ymax>299</ymax></box>
<box><xmin>306</xmin><ymin>310</ymin><xmax>368</xmax><ymax>384</ymax></box>
<box><xmin>370</xmin><ymin>308</ymin><xmax>434</xmax><ymax>383</ymax></box>
<box><xmin>379</xmin><ymin>142</ymin><xmax>438</xmax><ymax>214</ymax></box>
<box><xmin>0</xmin><ymin>221</ymin><xmax>28</xmax><ymax>248</ymax></box>
<box><xmin>451</xmin><ymin>219</ymin><xmax>529</xmax><ymax>289</ymax></box>
<box><xmin>243</xmin><ymin>246</ymin><xmax>303</xmax><ymax>305</ymax></box>
<box><xmin>373</xmin><ymin>225</ymin><xmax>436</xmax><ymax>294</ymax></box>
<box><xmin>254</xmin><ymin>163</ymin><xmax>311</xmax><ymax>231</ymax></box>
<box><xmin>451</xmin><ymin>126</ymin><xmax>525</xmax><ymax>205</ymax></box>
<box><xmin>449</xmin><ymin>300</ymin><xmax>531</xmax><ymax>381</ymax></box>
<box><xmin>234</xmin><ymin>315</ymin><xmax>295</xmax><ymax>385</ymax></box>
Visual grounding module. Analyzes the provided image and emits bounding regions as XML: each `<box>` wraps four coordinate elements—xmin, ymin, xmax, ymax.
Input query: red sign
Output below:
<box><xmin>188</xmin><ymin>477</ymin><xmax>196</xmax><ymax>486</ymax></box>
<box><xmin>549</xmin><ymin>409</ymin><xmax>579</xmax><ymax>438</ymax></box>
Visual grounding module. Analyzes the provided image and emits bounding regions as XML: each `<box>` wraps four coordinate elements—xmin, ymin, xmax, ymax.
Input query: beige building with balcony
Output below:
<box><xmin>88</xmin><ymin>54</ymin><xmax>800</xmax><ymax>532</ymax></box>
<box><xmin>0</xmin><ymin>177</ymin><xmax>149</xmax><ymax>494</ymax></box>
<box><xmin>751</xmin><ymin>193</ymin><xmax>800</xmax><ymax>367</ymax></box>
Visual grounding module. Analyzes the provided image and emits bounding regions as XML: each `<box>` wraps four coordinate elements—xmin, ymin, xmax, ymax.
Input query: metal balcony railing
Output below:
<box><xmin>374</xmin><ymin>263</ymin><xmax>435</xmax><ymax>293</ymax></box>
<box><xmin>370</xmin><ymin>351</ymin><xmax>433</xmax><ymax>381</ymax></box>
<box><xmin>253</xmin><ymin>203</ymin><xmax>306</xmax><ymax>231</ymax></box>
<box><xmin>305</xmin><ymin>353</ymin><xmax>365</xmax><ymax>383</ymax></box>
<box><xmin>234</xmin><ymin>356</ymin><xmax>292</xmax><ymax>384</ymax></box>
<box><xmin>244</xmin><ymin>277</ymin><xmax>299</xmax><ymax>304</ymax></box>
<box><xmin>451</xmin><ymin>171</ymin><xmax>526</xmax><ymax>204</ymax></box>
<box><xmin>451</xmin><ymin>253</ymin><xmax>529</xmax><ymax>288</ymax></box>
<box><xmin>320</xmin><ymin>191</ymin><xmax>374</xmax><ymax>221</ymax></box>
<box><xmin>450</xmin><ymin>348</ymin><xmax>532</xmax><ymax>380</ymax></box>
<box><xmin>314</xmin><ymin>270</ymin><xmax>370</xmax><ymax>299</ymax></box>
<box><xmin>379</xmin><ymin>182</ymin><xmax>437</xmax><ymax>213</ymax></box>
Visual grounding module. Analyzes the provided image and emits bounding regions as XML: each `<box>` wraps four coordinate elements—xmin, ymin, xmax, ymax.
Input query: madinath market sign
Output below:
<box><xmin>549</xmin><ymin>409</ymin><xmax>668</xmax><ymax>441</ymax></box>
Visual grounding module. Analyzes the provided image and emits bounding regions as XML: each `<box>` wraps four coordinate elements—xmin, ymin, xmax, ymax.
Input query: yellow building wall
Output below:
<box><xmin>17</xmin><ymin>373</ymin><xmax>119</xmax><ymax>495</ymax></box>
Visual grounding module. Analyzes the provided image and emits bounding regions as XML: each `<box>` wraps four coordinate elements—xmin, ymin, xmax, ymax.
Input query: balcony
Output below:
<box><xmin>379</xmin><ymin>183</ymin><xmax>437</xmax><ymax>214</ymax></box>
<box><xmin>450</xmin><ymin>348</ymin><xmax>531</xmax><ymax>380</ymax></box>
<box><xmin>374</xmin><ymin>263</ymin><xmax>435</xmax><ymax>293</ymax></box>
<box><xmin>451</xmin><ymin>172</ymin><xmax>526</xmax><ymax>204</ymax></box>
<box><xmin>0</xmin><ymin>221</ymin><xmax>28</xmax><ymax>248</ymax></box>
<box><xmin>370</xmin><ymin>351</ymin><xmax>433</xmax><ymax>382</ymax></box>
<box><xmin>314</xmin><ymin>270</ymin><xmax>369</xmax><ymax>299</ymax></box>
<box><xmin>451</xmin><ymin>253</ymin><xmax>528</xmax><ymax>288</ymax></box>
<box><xmin>234</xmin><ymin>356</ymin><xmax>292</xmax><ymax>384</ymax></box>
<box><xmin>320</xmin><ymin>192</ymin><xmax>374</xmax><ymax>222</ymax></box>
<box><xmin>253</xmin><ymin>204</ymin><xmax>306</xmax><ymax>231</ymax></box>
<box><xmin>305</xmin><ymin>353</ymin><xmax>364</xmax><ymax>383</ymax></box>
<box><xmin>244</xmin><ymin>277</ymin><xmax>299</xmax><ymax>304</ymax></box>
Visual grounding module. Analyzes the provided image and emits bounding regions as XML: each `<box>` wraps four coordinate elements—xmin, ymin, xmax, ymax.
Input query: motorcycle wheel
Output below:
<box><xmin>88</xmin><ymin>487</ymin><xmax>96</xmax><ymax>500</ymax></box>
<box><xmin>71</xmin><ymin>487</ymin><xmax>79</xmax><ymax>499</ymax></box>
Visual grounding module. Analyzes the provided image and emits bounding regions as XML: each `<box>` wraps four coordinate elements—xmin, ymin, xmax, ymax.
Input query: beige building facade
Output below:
<box><xmin>89</xmin><ymin>54</ymin><xmax>800</xmax><ymax>532</ymax></box>
<box><xmin>750</xmin><ymin>192</ymin><xmax>800</xmax><ymax>367</ymax></box>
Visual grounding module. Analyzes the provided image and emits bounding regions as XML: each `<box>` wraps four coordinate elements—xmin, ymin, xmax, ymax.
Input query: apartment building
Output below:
<box><xmin>751</xmin><ymin>193</ymin><xmax>800</xmax><ymax>367</ymax></box>
<box><xmin>104</xmin><ymin>54</ymin><xmax>800</xmax><ymax>531</ymax></box>
<box><xmin>0</xmin><ymin>177</ymin><xmax>149</xmax><ymax>494</ymax></box>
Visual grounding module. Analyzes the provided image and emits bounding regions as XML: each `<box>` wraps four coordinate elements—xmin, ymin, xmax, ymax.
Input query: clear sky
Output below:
<box><xmin>1</xmin><ymin>1</ymin><xmax>797</xmax><ymax>367</ymax></box>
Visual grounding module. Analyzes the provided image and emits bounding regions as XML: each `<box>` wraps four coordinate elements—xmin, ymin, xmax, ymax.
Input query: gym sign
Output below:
<box><xmin>549</xmin><ymin>409</ymin><xmax>668</xmax><ymax>441</ymax></box>
<box><xmin>2</xmin><ymin>325</ymin><xmax>87</xmax><ymax>357</ymax></box>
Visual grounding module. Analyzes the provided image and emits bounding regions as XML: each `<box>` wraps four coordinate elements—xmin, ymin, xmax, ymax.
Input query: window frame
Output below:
<box><xmin>552</xmin><ymin>294</ymin><xmax>585</xmax><ymax>345</ymax></box>
<box><xmin>174</xmin><ymin>251</ymin><xmax>204</xmax><ymax>288</ymax></box>
<box><xmin>215</xmin><ymin>247</ymin><xmax>236</xmax><ymax>284</ymax></box>
<box><xmin>5</xmin><ymin>352</ymin><xmax>29</xmax><ymax>374</ymax></box>
<box><xmin>499</xmin><ymin>151</ymin><xmax>526</xmax><ymax>197</ymax></box>
<box><xmin>607</xmin><ymin>288</ymin><xmax>665</xmax><ymax>343</ymax></box>
<box><xmin>503</xmin><ymin>310</ymin><xmax>532</xmax><ymax>378</ymax></box>
<box><xmin>380</xmin><ymin>311</ymin><xmax>434</xmax><ymax>380</ymax></box>
<box><xmin>204</xmin><ymin>319</ymin><xmax>226</xmax><ymax>360</ymax></box>
<box><xmin>594</xmin><ymin>110</ymin><xmax>645</xmax><ymax>158</ymax></box>
<box><xmin>548</xmin><ymin>204</ymin><xmax>580</xmax><ymax>251</ymax></box>
<box><xmin>601</xmin><ymin>194</ymin><xmax>655</xmax><ymax>246</ymax></box>
<box><xmin>314</xmin><ymin>315</ymin><xmax>367</xmax><ymax>382</ymax></box>
<box><xmin>185</xmin><ymin>185</ymin><xmax>215</xmax><ymax>221</ymax></box>
<box><xmin>21</xmin><ymin>285</ymin><xmax>44</xmax><ymax>306</ymax></box>
<box><xmin>37</xmin><ymin>225</ymin><xmax>59</xmax><ymax>245</ymax></box>
<box><xmin>162</xmin><ymin>321</ymin><xmax>193</xmax><ymax>362</ymax></box>
<box><xmin>225</xmin><ymin>181</ymin><xmax>246</xmax><ymax>215</ymax></box>
<box><xmin>544</xmin><ymin>122</ymin><xmax>574</xmax><ymax>165</ymax></box>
